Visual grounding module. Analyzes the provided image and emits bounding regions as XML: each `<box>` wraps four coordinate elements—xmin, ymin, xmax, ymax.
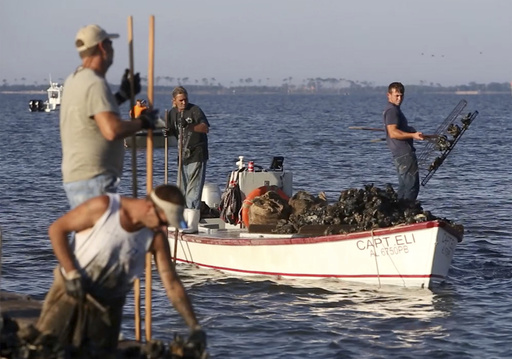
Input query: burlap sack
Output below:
<box><xmin>249</xmin><ymin>191</ymin><xmax>291</xmax><ymax>226</ymax></box>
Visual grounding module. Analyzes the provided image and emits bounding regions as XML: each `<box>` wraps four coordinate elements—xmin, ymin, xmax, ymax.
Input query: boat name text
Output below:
<box><xmin>356</xmin><ymin>233</ymin><xmax>416</xmax><ymax>257</ymax></box>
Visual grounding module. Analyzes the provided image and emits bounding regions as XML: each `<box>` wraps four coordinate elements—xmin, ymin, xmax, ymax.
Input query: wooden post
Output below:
<box><xmin>128</xmin><ymin>16</ymin><xmax>142</xmax><ymax>343</ymax></box>
<box><xmin>164</xmin><ymin>109</ymin><xmax>169</xmax><ymax>184</ymax></box>
<box><xmin>145</xmin><ymin>14</ymin><xmax>155</xmax><ymax>343</ymax></box>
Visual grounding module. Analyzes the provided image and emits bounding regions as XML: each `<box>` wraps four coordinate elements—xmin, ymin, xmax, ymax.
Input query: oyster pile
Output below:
<box><xmin>260</xmin><ymin>184</ymin><xmax>463</xmax><ymax>235</ymax></box>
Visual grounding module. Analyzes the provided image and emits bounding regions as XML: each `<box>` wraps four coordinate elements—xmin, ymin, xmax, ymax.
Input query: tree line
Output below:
<box><xmin>2</xmin><ymin>76</ymin><xmax>511</xmax><ymax>95</ymax></box>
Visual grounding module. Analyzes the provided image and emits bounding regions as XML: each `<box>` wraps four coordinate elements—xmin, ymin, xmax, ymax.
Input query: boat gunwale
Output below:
<box><xmin>178</xmin><ymin>220</ymin><xmax>462</xmax><ymax>246</ymax></box>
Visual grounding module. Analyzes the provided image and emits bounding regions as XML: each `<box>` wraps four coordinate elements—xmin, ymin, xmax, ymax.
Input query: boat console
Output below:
<box><xmin>229</xmin><ymin>156</ymin><xmax>292</xmax><ymax>198</ymax></box>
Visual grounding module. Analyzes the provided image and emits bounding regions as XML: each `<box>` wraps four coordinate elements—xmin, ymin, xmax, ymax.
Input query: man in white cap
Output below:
<box><xmin>60</xmin><ymin>24</ymin><xmax>158</xmax><ymax>209</ymax></box>
<box><xmin>36</xmin><ymin>184</ymin><xmax>207</xmax><ymax>355</ymax></box>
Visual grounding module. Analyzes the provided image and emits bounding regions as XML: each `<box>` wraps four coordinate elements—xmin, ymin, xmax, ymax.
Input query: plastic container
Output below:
<box><xmin>201</xmin><ymin>182</ymin><xmax>222</xmax><ymax>209</ymax></box>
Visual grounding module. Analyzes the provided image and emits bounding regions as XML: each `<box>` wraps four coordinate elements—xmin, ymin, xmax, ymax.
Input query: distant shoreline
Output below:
<box><xmin>1</xmin><ymin>90</ymin><xmax>46</xmax><ymax>94</ymax></box>
<box><xmin>2</xmin><ymin>89</ymin><xmax>510</xmax><ymax>96</ymax></box>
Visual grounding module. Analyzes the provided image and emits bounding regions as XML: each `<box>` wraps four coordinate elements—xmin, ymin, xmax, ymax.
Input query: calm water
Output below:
<box><xmin>1</xmin><ymin>92</ymin><xmax>511</xmax><ymax>358</ymax></box>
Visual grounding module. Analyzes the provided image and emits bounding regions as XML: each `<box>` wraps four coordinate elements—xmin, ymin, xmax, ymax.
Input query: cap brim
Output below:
<box><xmin>107</xmin><ymin>33</ymin><xmax>120</xmax><ymax>39</ymax></box>
<box><xmin>167</xmin><ymin>211</ymin><xmax>188</xmax><ymax>230</ymax></box>
<box><xmin>150</xmin><ymin>191</ymin><xmax>187</xmax><ymax>229</ymax></box>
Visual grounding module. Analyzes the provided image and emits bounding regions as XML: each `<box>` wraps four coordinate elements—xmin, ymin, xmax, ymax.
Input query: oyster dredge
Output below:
<box><xmin>168</xmin><ymin>156</ymin><xmax>463</xmax><ymax>289</ymax></box>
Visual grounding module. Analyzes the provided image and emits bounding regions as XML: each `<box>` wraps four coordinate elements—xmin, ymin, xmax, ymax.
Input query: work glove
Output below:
<box><xmin>61</xmin><ymin>268</ymin><xmax>86</xmax><ymax>301</ymax></box>
<box><xmin>185</xmin><ymin>327</ymin><xmax>207</xmax><ymax>356</ymax></box>
<box><xmin>116</xmin><ymin>69</ymin><xmax>141</xmax><ymax>103</ymax></box>
<box><xmin>180</xmin><ymin>116</ymin><xmax>193</xmax><ymax>128</ymax></box>
<box><xmin>138</xmin><ymin>109</ymin><xmax>160</xmax><ymax>130</ymax></box>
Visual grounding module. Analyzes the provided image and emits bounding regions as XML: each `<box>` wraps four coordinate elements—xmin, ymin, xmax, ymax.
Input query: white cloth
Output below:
<box><xmin>73</xmin><ymin>193</ymin><xmax>153</xmax><ymax>298</ymax></box>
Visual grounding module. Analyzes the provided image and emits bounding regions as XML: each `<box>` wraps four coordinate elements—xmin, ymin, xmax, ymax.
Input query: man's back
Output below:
<box><xmin>73</xmin><ymin>194</ymin><xmax>153</xmax><ymax>300</ymax></box>
<box><xmin>60</xmin><ymin>67</ymin><xmax>124</xmax><ymax>183</ymax></box>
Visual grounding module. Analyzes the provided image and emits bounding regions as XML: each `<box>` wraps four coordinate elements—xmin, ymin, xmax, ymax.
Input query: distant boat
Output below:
<box><xmin>28</xmin><ymin>80</ymin><xmax>63</xmax><ymax>112</ymax></box>
<box><xmin>44</xmin><ymin>81</ymin><xmax>63</xmax><ymax>112</ymax></box>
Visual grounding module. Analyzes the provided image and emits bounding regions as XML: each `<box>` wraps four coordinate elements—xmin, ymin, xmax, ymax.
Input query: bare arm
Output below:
<box><xmin>386</xmin><ymin>124</ymin><xmax>424</xmax><ymax>141</ymax></box>
<box><xmin>152</xmin><ymin>232</ymin><xmax>201</xmax><ymax>330</ymax></box>
<box><xmin>48</xmin><ymin>196</ymin><xmax>110</xmax><ymax>273</ymax></box>
<box><xmin>94</xmin><ymin>111</ymin><xmax>145</xmax><ymax>141</ymax></box>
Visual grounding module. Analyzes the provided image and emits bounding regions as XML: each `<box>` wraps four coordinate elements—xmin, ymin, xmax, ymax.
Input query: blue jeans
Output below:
<box><xmin>179</xmin><ymin>161</ymin><xmax>206</xmax><ymax>209</ymax></box>
<box><xmin>393</xmin><ymin>152</ymin><xmax>419</xmax><ymax>201</ymax></box>
<box><xmin>63</xmin><ymin>174</ymin><xmax>120</xmax><ymax>209</ymax></box>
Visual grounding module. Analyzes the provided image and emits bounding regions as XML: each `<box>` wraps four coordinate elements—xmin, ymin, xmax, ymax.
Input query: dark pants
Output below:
<box><xmin>393</xmin><ymin>152</ymin><xmax>420</xmax><ymax>200</ymax></box>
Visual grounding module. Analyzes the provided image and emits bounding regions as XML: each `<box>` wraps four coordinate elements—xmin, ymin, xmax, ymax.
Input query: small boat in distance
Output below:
<box><xmin>45</xmin><ymin>81</ymin><xmax>63</xmax><ymax>112</ymax></box>
<box><xmin>28</xmin><ymin>78</ymin><xmax>63</xmax><ymax>112</ymax></box>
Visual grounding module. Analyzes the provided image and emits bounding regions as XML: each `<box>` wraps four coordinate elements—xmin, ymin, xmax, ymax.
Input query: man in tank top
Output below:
<box><xmin>36</xmin><ymin>184</ymin><xmax>207</xmax><ymax>356</ymax></box>
<box><xmin>60</xmin><ymin>24</ymin><xmax>157</xmax><ymax>209</ymax></box>
<box><xmin>383</xmin><ymin>82</ymin><xmax>425</xmax><ymax>201</ymax></box>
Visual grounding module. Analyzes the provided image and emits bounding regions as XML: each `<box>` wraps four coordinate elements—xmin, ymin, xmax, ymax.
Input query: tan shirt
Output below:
<box><xmin>60</xmin><ymin>68</ymin><xmax>123</xmax><ymax>183</ymax></box>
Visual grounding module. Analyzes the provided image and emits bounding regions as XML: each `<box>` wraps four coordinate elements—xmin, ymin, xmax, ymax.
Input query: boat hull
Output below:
<box><xmin>168</xmin><ymin>220</ymin><xmax>461</xmax><ymax>288</ymax></box>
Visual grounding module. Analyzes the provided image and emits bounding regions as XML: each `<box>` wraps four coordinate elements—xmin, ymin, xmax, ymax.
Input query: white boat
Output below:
<box><xmin>44</xmin><ymin>81</ymin><xmax>63</xmax><ymax>112</ymax></box>
<box><xmin>168</xmin><ymin>219</ymin><xmax>460</xmax><ymax>289</ymax></box>
<box><xmin>167</xmin><ymin>161</ymin><xmax>462</xmax><ymax>289</ymax></box>
<box><xmin>28</xmin><ymin>80</ymin><xmax>63</xmax><ymax>112</ymax></box>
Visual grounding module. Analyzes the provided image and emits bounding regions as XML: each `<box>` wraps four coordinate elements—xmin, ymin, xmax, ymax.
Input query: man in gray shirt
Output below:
<box><xmin>60</xmin><ymin>24</ymin><xmax>156</xmax><ymax>208</ymax></box>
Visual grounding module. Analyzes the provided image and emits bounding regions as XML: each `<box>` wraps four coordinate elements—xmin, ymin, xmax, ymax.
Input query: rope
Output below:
<box><xmin>371</xmin><ymin>229</ymin><xmax>381</xmax><ymax>288</ymax></box>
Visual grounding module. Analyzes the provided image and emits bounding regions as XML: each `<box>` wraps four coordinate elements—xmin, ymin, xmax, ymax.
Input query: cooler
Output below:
<box><xmin>234</xmin><ymin>171</ymin><xmax>293</xmax><ymax>199</ymax></box>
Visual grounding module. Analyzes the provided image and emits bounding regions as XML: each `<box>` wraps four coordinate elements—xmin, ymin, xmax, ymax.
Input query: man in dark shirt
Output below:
<box><xmin>383</xmin><ymin>82</ymin><xmax>424</xmax><ymax>200</ymax></box>
<box><xmin>166</xmin><ymin>87</ymin><xmax>210</xmax><ymax>229</ymax></box>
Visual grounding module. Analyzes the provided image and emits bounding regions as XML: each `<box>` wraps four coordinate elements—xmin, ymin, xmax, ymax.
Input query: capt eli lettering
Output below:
<box><xmin>356</xmin><ymin>233</ymin><xmax>416</xmax><ymax>257</ymax></box>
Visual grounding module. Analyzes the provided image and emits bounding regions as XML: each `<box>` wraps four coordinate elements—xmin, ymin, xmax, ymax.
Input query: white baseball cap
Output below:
<box><xmin>75</xmin><ymin>24</ymin><xmax>119</xmax><ymax>52</ymax></box>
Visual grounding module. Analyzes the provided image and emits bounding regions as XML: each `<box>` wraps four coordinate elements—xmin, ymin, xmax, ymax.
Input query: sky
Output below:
<box><xmin>1</xmin><ymin>0</ymin><xmax>511</xmax><ymax>87</ymax></box>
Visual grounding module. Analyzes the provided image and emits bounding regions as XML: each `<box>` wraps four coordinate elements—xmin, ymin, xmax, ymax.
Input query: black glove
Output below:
<box><xmin>61</xmin><ymin>268</ymin><xmax>86</xmax><ymax>301</ymax></box>
<box><xmin>186</xmin><ymin>328</ymin><xmax>207</xmax><ymax>355</ymax></box>
<box><xmin>116</xmin><ymin>69</ymin><xmax>141</xmax><ymax>103</ymax></box>
<box><xmin>180</xmin><ymin>116</ymin><xmax>193</xmax><ymax>128</ymax></box>
<box><xmin>138</xmin><ymin>109</ymin><xmax>160</xmax><ymax>130</ymax></box>
<box><xmin>162</xmin><ymin>127</ymin><xmax>170</xmax><ymax>137</ymax></box>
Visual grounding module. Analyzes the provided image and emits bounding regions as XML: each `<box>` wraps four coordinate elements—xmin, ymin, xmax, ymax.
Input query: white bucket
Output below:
<box><xmin>201</xmin><ymin>182</ymin><xmax>222</xmax><ymax>209</ymax></box>
<box><xmin>183</xmin><ymin>208</ymin><xmax>200</xmax><ymax>233</ymax></box>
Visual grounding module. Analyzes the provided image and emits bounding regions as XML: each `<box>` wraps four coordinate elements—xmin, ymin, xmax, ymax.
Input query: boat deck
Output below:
<box><xmin>170</xmin><ymin>218</ymin><xmax>303</xmax><ymax>239</ymax></box>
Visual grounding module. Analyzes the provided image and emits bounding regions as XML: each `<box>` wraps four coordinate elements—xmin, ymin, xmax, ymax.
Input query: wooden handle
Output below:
<box><xmin>145</xmin><ymin>14</ymin><xmax>155</xmax><ymax>343</ymax></box>
<box><xmin>348</xmin><ymin>126</ymin><xmax>384</xmax><ymax>131</ymax></box>
<box><xmin>128</xmin><ymin>15</ymin><xmax>142</xmax><ymax>343</ymax></box>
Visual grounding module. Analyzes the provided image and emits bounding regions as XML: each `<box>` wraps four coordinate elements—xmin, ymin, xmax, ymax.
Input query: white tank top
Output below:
<box><xmin>73</xmin><ymin>193</ymin><xmax>153</xmax><ymax>298</ymax></box>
